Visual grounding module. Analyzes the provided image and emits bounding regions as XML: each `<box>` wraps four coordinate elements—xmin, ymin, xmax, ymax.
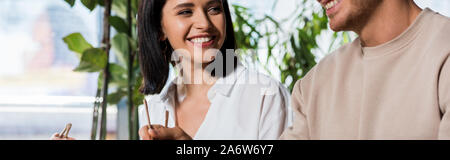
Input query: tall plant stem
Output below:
<box><xmin>90</xmin><ymin>88</ymin><xmax>101</xmax><ymax>140</ymax></box>
<box><xmin>99</xmin><ymin>0</ymin><xmax>112</xmax><ymax>140</ymax></box>
<box><xmin>126</xmin><ymin>0</ymin><xmax>139</xmax><ymax>140</ymax></box>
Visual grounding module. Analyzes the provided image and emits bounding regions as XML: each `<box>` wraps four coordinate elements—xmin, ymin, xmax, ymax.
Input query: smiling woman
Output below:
<box><xmin>138</xmin><ymin>0</ymin><xmax>236</xmax><ymax>95</ymax></box>
<box><xmin>137</xmin><ymin>0</ymin><xmax>290</xmax><ymax>140</ymax></box>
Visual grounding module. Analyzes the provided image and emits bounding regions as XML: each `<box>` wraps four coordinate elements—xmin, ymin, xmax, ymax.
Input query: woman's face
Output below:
<box><xmin>161</xmin><ymin>0</ymin><xmax>226</xmax><ymax>64</ymax></box>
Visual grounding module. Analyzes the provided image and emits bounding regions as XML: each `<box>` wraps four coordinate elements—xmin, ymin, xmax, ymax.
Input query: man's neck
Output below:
<box><xmin>357</xmin><ymin>0</ymin><xmax>422</xmax><ymax>47</ymax></box>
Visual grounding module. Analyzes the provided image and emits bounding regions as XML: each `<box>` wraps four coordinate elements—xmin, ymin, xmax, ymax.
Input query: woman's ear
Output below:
<box><xmin>160</xmin><ymin>33</ymin><xmax>167</xmax><ymax>41</ymax></box>
<box><xmin>160</xmin><ymin>27</ymin><xmax>167</xmax><ymax>41</ymax></box>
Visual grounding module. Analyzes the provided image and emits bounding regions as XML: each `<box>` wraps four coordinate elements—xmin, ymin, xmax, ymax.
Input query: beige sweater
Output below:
<box><xmin>281</xmin><ymin>8</ymin><xmax>450</xmax><ymax>140</ymax></box>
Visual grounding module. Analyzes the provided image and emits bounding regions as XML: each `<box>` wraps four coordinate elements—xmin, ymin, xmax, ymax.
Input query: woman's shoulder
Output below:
<box><xmin>145</xmin><ymin>94</ymin><xmax>164</xmax><ymax>103</ymax></box>
<box><xmin>138</xmin><ymin>95</ymin><xmax>169</xmax><ymax>127</ymax></box>
<box><xmin>138</xmin><ymin>95</ymin><xmax>167</xmax><ymax>116</ymax></box>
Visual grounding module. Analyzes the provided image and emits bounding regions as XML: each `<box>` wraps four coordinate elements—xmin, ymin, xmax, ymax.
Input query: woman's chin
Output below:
<box><xmin>199</xmin><ymin>59</ymin><xmax>216</xmax><ymax>65</ymax></box>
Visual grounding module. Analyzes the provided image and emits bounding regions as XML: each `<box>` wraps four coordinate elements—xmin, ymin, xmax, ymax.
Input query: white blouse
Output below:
<box><xmin>138</xmin><ymin>64</ymin><xmax>291</xmax><ymax>140</ymax></box>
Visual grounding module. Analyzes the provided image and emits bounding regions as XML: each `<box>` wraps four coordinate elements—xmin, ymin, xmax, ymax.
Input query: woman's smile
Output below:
<box><xmin>187</xmin><ymin>34</ymin><xmax>217</xmax><ymax>48</ymax></box>
<box><xmin>161</xmin><ymin>0</ymin><xmax>226</xmax><ymax>64</ymax></box>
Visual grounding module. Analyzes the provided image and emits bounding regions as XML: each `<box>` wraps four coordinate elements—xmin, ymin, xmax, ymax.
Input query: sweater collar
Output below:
<box><xmin>361</xmin><ymin>8</ymin><xmax>432</xmax><ymax>58</ymax></box>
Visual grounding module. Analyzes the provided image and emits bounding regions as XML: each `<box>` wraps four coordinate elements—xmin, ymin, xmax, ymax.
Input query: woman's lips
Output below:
<box><xmin>193</xmin><ymin>39</ymin><xmax>214</xmax><ymax>48</ymax></box>
<box><xmin>187</xmin><ymin>36</ymin><xmax>216</xmax><ymax>48</ymax></box>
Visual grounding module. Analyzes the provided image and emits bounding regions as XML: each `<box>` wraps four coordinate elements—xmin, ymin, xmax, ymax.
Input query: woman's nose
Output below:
<box><xmin>193</xmin><ymin>11</ymin><xmax>212</xmax><ymax>30</ymax></box>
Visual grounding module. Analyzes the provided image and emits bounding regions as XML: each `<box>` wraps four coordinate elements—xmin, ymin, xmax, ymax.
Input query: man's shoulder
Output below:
<box><xmin>308</xmin><ymin>39</ymin><xmax>361</xmax><ymax>75</ymax></box>
<box><xmin>322</xmin><ymin>39</ymin><xmax>360</xmax><ymax>63</ymax></box>
<box><xmin>421</xmin><ymin>9</ymin><xmax>450</xmax><ymax>55</ymax></box>
<box><xmin>427</xmin><ymin>9</ymin><xmax>450</xmax><ymax>26</ymax></box>
<box><xmin>423</xmin><ymin>9</ymin><xmax>450</xmax><ymax>40</ymax></box>
<box><xmin>297</xmin><ymin>38</ymin><xmax>361</xmax><ymax>88</ymax></box>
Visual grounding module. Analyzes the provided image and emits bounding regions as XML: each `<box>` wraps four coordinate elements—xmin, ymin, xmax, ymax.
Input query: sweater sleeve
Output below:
<box><xmin>279</xmin><ymin>80</ymin><xmax>310</xmax><ymax>140</ymax></box>
<box><xmin>439</xmin><ymin>55</ymin><xmax>450</xmax><ymax>140</ymax></box>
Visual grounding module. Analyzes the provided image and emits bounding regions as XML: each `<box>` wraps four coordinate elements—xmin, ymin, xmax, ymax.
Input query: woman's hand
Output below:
<box><xmin>50</xmin><ymin>133</ymin><xmax>76</xmax><ymax>140</ymax></box>
<box><xmin>139</xmin><ymin>125</ymin><xmax>192</xmax><ymax>140</ymax></box>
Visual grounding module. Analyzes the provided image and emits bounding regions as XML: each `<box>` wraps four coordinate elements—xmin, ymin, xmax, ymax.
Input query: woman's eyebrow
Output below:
<box><xmin>173</xmin><ymin>3</ymin><xmax>194</xmax><ymax>10</ymax></box>
<box><xmin>173</xmin><ymin>0</ymin><xmax>221</xmax><ymax>10</ymax></box>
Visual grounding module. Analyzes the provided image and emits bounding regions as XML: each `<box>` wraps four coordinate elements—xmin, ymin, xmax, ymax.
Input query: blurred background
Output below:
<box><xmin>0</xmin><ymin>0</ymin><xmax>448</xmax><ymax>140</ymax></box>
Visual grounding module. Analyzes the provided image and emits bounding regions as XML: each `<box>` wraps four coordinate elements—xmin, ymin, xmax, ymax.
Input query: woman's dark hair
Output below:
<box><xmin>138</xmin><ymin>0</ymin><xmax>237</xmax><ymax>95</ymax></box>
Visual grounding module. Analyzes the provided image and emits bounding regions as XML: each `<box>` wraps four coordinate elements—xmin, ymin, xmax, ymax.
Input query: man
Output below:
<box><xmin>281</xmin><ymin>0</ymin><xmax>450</xmax><ymax>139</ymax></box>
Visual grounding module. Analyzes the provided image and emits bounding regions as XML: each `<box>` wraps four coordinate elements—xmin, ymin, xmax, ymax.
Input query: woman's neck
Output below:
<box><xmin>179</xmin><ymin>60</ymin><xmax>217</xmax><ymax>98</ymax></box>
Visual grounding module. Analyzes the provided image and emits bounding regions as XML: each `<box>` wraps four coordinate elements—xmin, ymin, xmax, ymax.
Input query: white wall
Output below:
<box><xmin>415</xmin><ymin>0</ymin><xmax>450</xmax><ymax>17</ymax></box>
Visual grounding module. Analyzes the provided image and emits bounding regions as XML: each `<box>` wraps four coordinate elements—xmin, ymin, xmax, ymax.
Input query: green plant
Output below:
<box><xmin>232</xmin><ymin>0</ymin><xmax>336</xmax><ymax>91</ymax></box>
<box><xmin>63</xmin><ymin>0</ymin><xmax>142</xmax><ymax>140</ymax></box>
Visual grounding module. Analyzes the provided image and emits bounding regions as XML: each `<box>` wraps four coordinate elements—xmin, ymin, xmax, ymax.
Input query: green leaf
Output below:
<box><xmin>107</xmin><ymin>90</ymin><xmax>127</xmax><ymax>105</ymax></box>
<box><xmin>97</xmin><ymin>0</ymin><xmax>104</xmax><ymax>6</ymax></box>
<box><xmin>97</xmin><ymin>72</ymin><xmax>104</xmax><ymax>88</ymax></box>
<box><xmin>81</xmin><ymin>0</ymin><xmax>97</xmax><ymax>11</ymax></box>
<box><xmin>110</xmin><ymin>16</ymin><xmax>129</xmax><ymax>34</ymax></box>
<box><xmin>74</xmin><ymin>48</ymin><xmax>107</xmax><ymax>72</ymax></box>
<box><xmin>109</xmin><ymin>63</ymin><xmax>128</xmax><ymax>87</ymax></box>
<box><xmin>112</xmin><ymin>0</ymin><xmax>127</xmax><ymax>19</ymax></box>
<box><xmin>63</xmin><ymin>33</ymin><xmax>93</xmax><ymax>58</ymax></box>
<box><xmin>111</xmin><ymin>33</ymin><xmax>130</xmax><ymax>67</ymax></box>
<box><xmin>64</xmin><ymin>0</ymin><xmax>75</xmax><ymax>7</ymax></box>
<box><xmin>129</xmin><ymin>37</ymin><xmax>138</xmax><ymax>52</ymax></box>
<box><xmin>132</xmin><ymin>75</ymin><xmax>144</xmax><ymax>106</ymax></box>
<box><xmin>131</xmin><ymin>0</ymin><xmax>139</xmax><ymax>15</ymax></box>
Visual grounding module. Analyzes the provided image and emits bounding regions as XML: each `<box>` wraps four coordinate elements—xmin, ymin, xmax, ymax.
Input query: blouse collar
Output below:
<box><xmin>156</xmin><ymin>62</ymin><xmax>247</xmax><ymax>104</ymax></box>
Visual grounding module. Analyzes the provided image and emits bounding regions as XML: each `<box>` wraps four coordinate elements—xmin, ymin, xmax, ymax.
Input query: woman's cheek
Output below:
<box><xmin>213</xmin><ymin>16</ymin><xmax>226</xmax><ymax>47</ymax></box>
<box><xmin>166</xmin><ymin>20</ymin><xmax>190</xmax><ymax>49</ymax></box>
<box><xmin>203</xmin><ymin>49</ymin><xmax>218</xmax><ymax>62</ymax></box>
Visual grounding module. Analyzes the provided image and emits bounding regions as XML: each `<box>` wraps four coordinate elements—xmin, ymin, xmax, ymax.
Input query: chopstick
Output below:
<box><xmin>64</xmin><ymin>123</ymin><xmax>72</xmax><ymax>138</ymax></box>
<box><xmin>143</xmin><ymin>99</ymin><xmax>170</xmax><ymax>129</ymax></box>
<box><xmin>143</xmin><ymin>99</ymin><xmax>152</xmax><ymax>129</ymax></box>
<box><xmin>165</xmin><ymin>110</ymin><xmax>169</xmax><ymax>128</ymax></box>
<box><xmin>59</xmin><ymin>123</ymin><xmax>72</xmax><ymax>138</ymax></box>
<box><xmin>58</xmin><ymin>127</ymin><xmax>67</xmax><ymax>138</ymax></box>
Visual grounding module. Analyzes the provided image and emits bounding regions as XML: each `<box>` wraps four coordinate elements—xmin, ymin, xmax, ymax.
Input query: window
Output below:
<box><xmin>0</xmin><ymin>0</ymin><xmax>116</xmax><ymax>140</ymax></box>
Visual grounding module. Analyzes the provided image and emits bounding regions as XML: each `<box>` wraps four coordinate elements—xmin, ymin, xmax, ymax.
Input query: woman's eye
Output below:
<box><xmin>178</xmin><ymin>10</ymin><xmax>192</xmax><ymax>15</ymax></box>
<box><xmin>208</xmin><ymin>7</ymin><xmax>222</xmax><ymax>15</ymax></box>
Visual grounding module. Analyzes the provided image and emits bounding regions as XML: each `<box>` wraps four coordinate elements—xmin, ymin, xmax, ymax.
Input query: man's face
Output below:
<box><xmin>317</xmin><ymin>0</ymin><xmax>381</xmax><ymax>32</ymax></box>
